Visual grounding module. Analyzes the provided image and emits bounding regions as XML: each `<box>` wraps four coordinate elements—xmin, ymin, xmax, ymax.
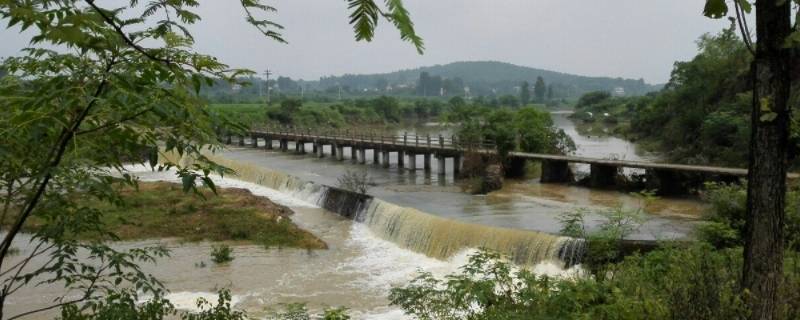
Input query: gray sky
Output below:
<box><xmin>0</xmin><ymin>1</ymin><xmax>733</xmax><ymax>84</ymax></box>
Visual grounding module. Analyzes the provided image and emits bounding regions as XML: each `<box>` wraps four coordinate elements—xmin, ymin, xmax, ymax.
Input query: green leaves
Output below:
<box><xmin>347</xmin><ymin>0</ymin><xmax>424</xmax><ymax>54</ymax></box>
<box><xmin>240</xmin><ymin>0</ymin><xmax>286</xmax><ymax>43</ymax></box>
<box><xmin>384</xmin><ymin>0</ymin><xmax>424</xmax><ymax>54</ymax></box>
<box><xmin>703</xmin><ymin>0</ymin><xmax>729</xmax><ymax>19</ymax></box>
<box><xmin>348</xmin><ymin>0</ymin><xmax>380</xmax><ymax>43</ymax></box>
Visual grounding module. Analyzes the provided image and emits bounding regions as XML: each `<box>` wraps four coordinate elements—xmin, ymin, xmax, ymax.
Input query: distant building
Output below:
<box><xmin>612</xmin><ymin>87</ymin><xmax>625</xmax><ymax>96</ymax></box>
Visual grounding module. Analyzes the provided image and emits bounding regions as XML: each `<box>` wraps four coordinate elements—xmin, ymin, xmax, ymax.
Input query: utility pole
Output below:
<box><xmin>263</xmin><ymin>69</ymin><xmax>272</xmax><ymax>105</ymax></box>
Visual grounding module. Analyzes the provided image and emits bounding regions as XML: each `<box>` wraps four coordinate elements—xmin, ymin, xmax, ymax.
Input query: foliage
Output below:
<box><xmin>7</xmin><ymin>181</ymin><xmax>325</xmax><ymax>249</ymax></box>
<box><xmin>59</xmin><ymin>289</ymin><xmax>246</xmax><ymax>320</ymax></box>
<box><xmin>337</xmin><ymin>170</ymin><xmax>374</xmax><ymax>194</ymax></box>
<box><xmin>557</xmin><ymin>195</ymin><xmax>648</xmax><ymax>276</ymax></box>
<box><xmin>533</xmin><ymin>76</ymin><xmax>546</xmax><ymax>102</ymax></box>
<box><xmin>519</xmin><ymin>81</ymin><xmax>530</xmax><ymax>105</ymax></box>
<box><xmin>578</xmin><ymin>25</ymin><xmax>757</xmax><ymax>166</ymax></box>
<box><xmin>698</xmin><ymin>182</ymin><xmax>800</xmax><ymax>251</ymax></box>
<box><xmin>210</xmin><ymin>244</ymin><xmax>234</xmax><ymax>264</ymax></box>
<box><xmin>265</xmin><ymin>303</ymin><xmax>351</xmax><ymax>320</ymax></box>
<box><xmin>0</xmin><ymin>0</ymin><xmax>419</xmax><ymax>317</ymax></box>
<box><xmin>210</xmin><ymin>96</ymin><xmax>447</xmax><ymax>130</ymax></box>
<box><xmin>317</xmin><ymin>61</ymin><xmax>659</xmax><ymax>99</ymax></box>
<box><xmin>446</xmin><ymin>104</ymin><xmax>576</xmax><ymax>169</ymax></box>
<box><xmin>390</xmin><ymin>246</ymin><xmax>800</xmax><ymax>320</ymax></box>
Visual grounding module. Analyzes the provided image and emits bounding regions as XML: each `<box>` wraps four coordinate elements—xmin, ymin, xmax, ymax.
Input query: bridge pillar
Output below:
<box><xmin>540</xmin><ymin>160</ymin><xmax>573</xmax><ymax>183</ymax></box>
<box><xmin>336</xmin><ymin>145</ymin><xmax>344</xmax><ymax>161</ymax></box>
<box><xmin>312</xmin><ymin>142</ymin><xmax>318</xmax><ymax>154</ymax></box>
<box><xmin>350</xmin><ymin>146</ymin><xmax>358</xmax><ymax>162</ymax></box>
<box><xmin>437</xmin><ymin>155</ymin><xmax>446</xmax><ymax>176</ymax></box>
<box><xmin>331</xmin><ymin>144</ymin><xmax>337</xmax><ymax>157</ymax></box>
<box><xmin>453</xmin><ymin>155</ymin><xmax>462</xmax><ymax>177</ymax></box>
<box><xmin>238</xmin><ymin>135</ymin><xmax>245</xmax><ymax>146</ymax></box>
<box><xmin>373</xmin><ymin>149</ymin><xmax>380</xmax><ymax>164</ymax></box>
<box><xmin>645</xmin><ymin>169</ymin><xmax>686</xmax><ymax>196</ymax></box>
<box><xmin>280</xmin><ymin>139</ymin><xmax>288</xmax><ymax>152</ymax></box>
<box><xmin>382</xmin><ymin>150</ymin><xmax>390</xmax><ymax>168</ymax></box>
<box><xmin>423</xmin><ymin>153</ymin><xmax>432</xmax><ymax>172</ymax></box>
<box><xmin>505</xmin><ymin>157</ymin><xmax>527</xmax><ymax>178</ymax></box>
<box><xmin>590</xmin><ymin>164</ymin><xmax>618</xmax><ymax>187</ymax></box>
<box><xmin>358</xmin><ymin>148</ymin><xmax>366</xmax><ymax>164</ymax></box>
<box><xmin>251</xmin><ymin>134</ymin><xmax>258</xmax><ymax>148</ymax></box>
<box><xmin>296</xmin><ymin>141</ymin><xmax>305</xmax><ymax>154</ymax></box>
<box><xmin>265</xmin><ymin>137</ymin><xmax>273</xmax><ymax>150</ymax></box>
<box><xmin>407</xmin><ymin>153</ymin><xmax>416</xmax><ymax>170</ymax></box>
<box><xmin>397</xmin><ymin>151</ymin><xmax>405</xmax><ymax>168</ymax></box>
<box><xmin>316</xmin><ymin>143</ymin><xmax>324</xmax><ymax>158</ymax></box>
<box><xmin>226</xmin><ymin>134</ymin><xmax>232</xmax><ymax>145</ymax></box>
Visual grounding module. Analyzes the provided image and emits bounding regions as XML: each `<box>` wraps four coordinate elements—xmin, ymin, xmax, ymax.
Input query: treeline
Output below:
<box><xmin>199</xmin><ymin>61</ymin><xmax>661</xmax><ymax>103</ymax></box>
<box><xmin>571</xmin><ymin>26</ymin><xmax>799</xmax><ymax>167</ymax></box>
<box><xmin>210</xmin><ymin>96</ymin><xmax>451</xmax><ymax>129</ymax></box>
<box><xmin>319</xmin><ymin>61</ymin><xmax>660</xmax><ymax>98</ymax></box>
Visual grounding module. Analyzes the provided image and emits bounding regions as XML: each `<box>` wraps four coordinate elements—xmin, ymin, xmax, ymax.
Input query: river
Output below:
<box><xmin>3</xmin><ymin>113</ymin><xmax>706</xmax><ymax>319</ymax></box>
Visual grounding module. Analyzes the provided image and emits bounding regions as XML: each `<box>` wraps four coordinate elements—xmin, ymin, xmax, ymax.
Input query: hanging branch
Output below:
<box><xmin>733</xmin><ymin>0</ymin><xmax>755</xmax><ymax>55</ymax></box>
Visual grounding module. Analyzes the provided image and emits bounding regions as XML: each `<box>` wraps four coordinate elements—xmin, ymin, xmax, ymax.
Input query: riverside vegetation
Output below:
<box><xmin>388</xmin><ymin>184</ymin><xmax>800</xmax><ymax>320</ymax></box>
<box><xmin>570</xmin><ymin>24</ymin><xmax>800</xmax><ymax>168</ymax></box>
<box><xmin>2</xmin><ymin>0</ymin><xmax>799</xmax><ymax>319</ymax></box>
<box><xmin>7</xmin><ymin>181</ymin><xmax>326</xmax><ymax>249</ymax></box>
<box><xmin>0</xmin><ymin>0</ymin><xmax>422</xmax><ymax>318</ymax></box>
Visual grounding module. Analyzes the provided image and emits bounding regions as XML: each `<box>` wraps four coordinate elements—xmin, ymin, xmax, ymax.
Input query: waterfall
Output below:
<box><xmin>358</xmin><ymin>199</ymin><xmax>580</xmax><ymax>266</ymax></box>
<box><xmin>161</xmin><ymin>151</ymin><xmax>585</xmax><ymax>267</ymax></box>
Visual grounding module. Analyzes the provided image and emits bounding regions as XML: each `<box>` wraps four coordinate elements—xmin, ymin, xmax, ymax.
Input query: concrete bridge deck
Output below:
<box><xmin>223</xmin><ymin>128</ymin><xmax>797</xmax><ymax>195</ymax></box>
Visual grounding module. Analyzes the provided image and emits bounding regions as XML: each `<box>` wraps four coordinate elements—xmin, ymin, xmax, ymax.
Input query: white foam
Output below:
<box><xmin>120</xmin><ymin>164</ymin><xmax>318</xmax><ymax>208</ymax></box>
<box><xmin>341</xmin><ymin>223</ymin><xmax>476</xmax><ymax>294</ymax></box>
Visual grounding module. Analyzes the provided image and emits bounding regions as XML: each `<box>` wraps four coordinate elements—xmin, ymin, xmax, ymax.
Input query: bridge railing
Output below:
<box><xmin>252</xmin><ymin>126</ymin><xmax>497</xmax><ymax>151</ymax></box>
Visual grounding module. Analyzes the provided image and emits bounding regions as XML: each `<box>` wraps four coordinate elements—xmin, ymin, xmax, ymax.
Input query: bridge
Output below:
<box><xmin>222</xmin><ymin>127</ymin><xmax>797</xmax><ymax>195</ymax></box>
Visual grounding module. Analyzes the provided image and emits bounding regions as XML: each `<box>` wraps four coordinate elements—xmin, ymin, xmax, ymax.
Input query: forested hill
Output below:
<box><xmin>316</xmin><ymin>61</ymin><xmax>661</xmax><ymax>98</ymax></box>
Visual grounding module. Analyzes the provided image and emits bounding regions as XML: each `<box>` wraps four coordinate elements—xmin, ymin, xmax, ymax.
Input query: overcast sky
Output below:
<box><xmin>0</xmin><ymin>1</ymin><xmax>734</xmax><ymax>84</ymax></box>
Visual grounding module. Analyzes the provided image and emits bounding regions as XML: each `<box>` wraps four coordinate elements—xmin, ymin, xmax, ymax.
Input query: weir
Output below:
<box><xmin>163</xmin><ymin>151</ymin><xmax>586</xmax><ymax>267</ymax></box>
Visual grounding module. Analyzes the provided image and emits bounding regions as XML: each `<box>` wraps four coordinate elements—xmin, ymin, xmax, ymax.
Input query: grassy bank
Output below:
<box><xmin>21</xmin><ymin>182</ymin><xmax>327</xmax><ymax>249</ymax></box>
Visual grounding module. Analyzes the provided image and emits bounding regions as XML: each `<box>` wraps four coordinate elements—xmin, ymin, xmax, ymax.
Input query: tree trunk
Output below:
<box><xmin>743</xmin><ymin>1</ymin><xmax>792</xmax><ymax>319</ymax></box>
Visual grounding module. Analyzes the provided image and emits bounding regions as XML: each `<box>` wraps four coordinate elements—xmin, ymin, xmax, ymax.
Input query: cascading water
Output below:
<box><xmin>164</xmin><ymin>151</ymin><xmax>586</xmax><ymax>267</ymax></box>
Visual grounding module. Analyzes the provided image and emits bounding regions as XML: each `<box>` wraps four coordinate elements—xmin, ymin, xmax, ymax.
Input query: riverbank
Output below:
<box><xmin>14</xmin><ymin>181</ymin><xmax>326</xmax><ymax>249</ymax></box>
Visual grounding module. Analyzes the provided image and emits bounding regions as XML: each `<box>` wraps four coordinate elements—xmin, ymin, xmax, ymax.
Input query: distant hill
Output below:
<box><xmin>315</xmin><ymin>61</ymin><xmax>661</xmax><ymax>98</ymax></box>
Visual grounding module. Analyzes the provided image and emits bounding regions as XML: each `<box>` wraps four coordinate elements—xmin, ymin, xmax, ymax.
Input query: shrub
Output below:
<box><xmin>699</xmin><ymin>182</ymin><xmax>800</xmax><ymax>250</ymax></box>
<box><xmin>390</xmin><ymin>246</ymin><xmax>800</xmax><ymax>320</ymax></box>
<box><xmin>337</xmin><ymin>170</ymin><xmax>373</xmax><ymax>194</ymax></box>
<box><xmin>211</xmin><ymin>244</ymin><xmax>234</xmax><ymax>264</ymax></box>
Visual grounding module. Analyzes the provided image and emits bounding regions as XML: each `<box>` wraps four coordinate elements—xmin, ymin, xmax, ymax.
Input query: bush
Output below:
<box><xmin>337</xmin><ymin>170</ymin><xmax>373</xmax><ymax>194</ymax></box>
<box><xmin>390</xmin><ymin>246</ymin><xmax>800</xmax><ymax>320</ymax></box>
<box><xmin>211</xmin><ymin>244</ymin><xmax>234</xmax><ymax>264</ymax></box>
<box><xmin>698</xmin><ymin>182</ymin><xmax>800</xmax><ymax>250</ymax></box>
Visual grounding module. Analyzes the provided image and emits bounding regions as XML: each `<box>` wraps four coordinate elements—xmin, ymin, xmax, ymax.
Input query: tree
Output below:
<box><xmin>0</xmin><ymin>0</ymin><xmax>422</xmax><ymax>318</ymax></box>
<box><xmin>547</xmin><ymin>84</ymin><xmax>554</xmax><ymax>100</ymax></box>
<box><xmin>520</xmin><ymin>81</ymin><xmax>531</xmax><ymax>105</ymax></box>
<box><xmin>276</xmin><ymin>76</ymin><xmax>298</xmax><ymax>92</ymax></box>
<box><xmin>534</xmin><ymin>76</ymin><xmax>546</xmax><ymax>102</ymax></box>
<box><xmin>374</xmin><ymin>77</ymin><xmax>389</xmax><ymax>91</ymax></box>
<box><xmin>703</xmin><ymin>1</ymin><xmax>796</xmax><ymax>319</ymax></box>
<box><xmin>417</xmin><ymin>71</ymin><xmax>430</xmax><ymax>96</ymax></box>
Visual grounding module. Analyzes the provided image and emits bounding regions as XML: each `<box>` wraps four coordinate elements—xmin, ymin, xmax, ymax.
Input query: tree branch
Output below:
<box><xmin>0</xmin><ymin>58</ymin><xmax>116</xmax><ymax>280</ymax></box>
<box><xmin>734</xmin><ymin>0</ymin><xmax>755</xmax><ymax>55</ymax></box>
<box><xmin>76</xmin><ymin>107</ymin><xmax>154</xmax><ymax>136</ymax></box>
<box><xmin>85</xmin><ymin>0</ymin><xmax>174</xmax><ymax>67</ymax></box>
